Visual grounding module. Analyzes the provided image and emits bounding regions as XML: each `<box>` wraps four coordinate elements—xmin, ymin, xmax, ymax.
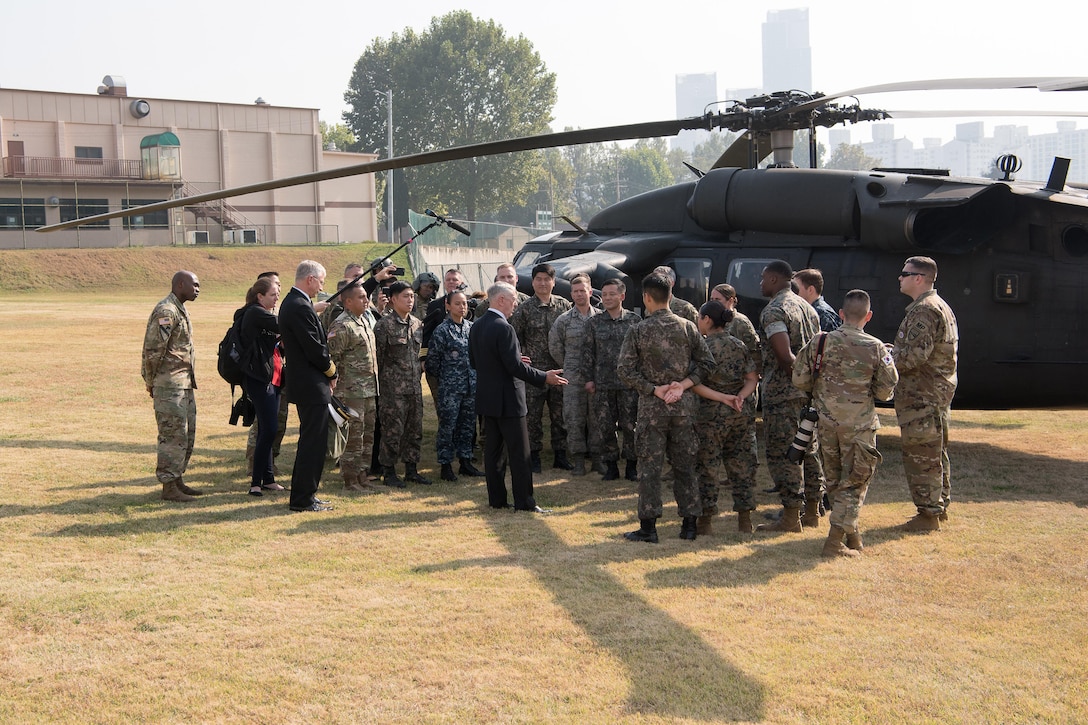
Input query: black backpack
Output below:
<box><xmin>217</xmin><ymin>319</ymin><xmax>245</xmax><ymax>388</ymax></box>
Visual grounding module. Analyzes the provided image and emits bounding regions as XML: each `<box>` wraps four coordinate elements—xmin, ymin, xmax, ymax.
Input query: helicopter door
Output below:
<box><xmin>665</xmin><ymin>257</ymin><xmax>712</xmax><ymax>308</ymax></box>
<box><xmin>723</xmin><ymin>256</ymin><xmax>799</xmax><ymax>323</ymax></box>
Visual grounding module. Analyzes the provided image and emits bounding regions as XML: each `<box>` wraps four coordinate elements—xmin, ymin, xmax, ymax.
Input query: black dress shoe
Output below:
<box><xmin>458</xmin><ymin>458</ymin><xmax>484</xmax><ymax>476</ymax></box>
<box><xmin>313</xmin><ymin>498</ymin><xmax>330</xmax><ymax>505</ymax></box>
<box><xmin>289</xmin><ymin>502</ymin><xmax>332</xmax><ymax>512</ymax></box>
<box><xmin>514</xmin><ymin>505</ymin><xmax>551</xmax><ymax>514</ymax></box>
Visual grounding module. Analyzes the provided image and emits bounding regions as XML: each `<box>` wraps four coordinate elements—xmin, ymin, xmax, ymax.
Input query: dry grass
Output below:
<box><xmin>0</xmin><ymin>256</ymin><xmax>1086</xmax><ymax>723</ymax></box>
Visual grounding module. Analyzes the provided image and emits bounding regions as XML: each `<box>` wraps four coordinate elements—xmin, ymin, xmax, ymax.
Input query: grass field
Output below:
<box><xmin>1</xmin><ymin>249</ymin><xmax>1086</xmax><ymax>723</ymax></box>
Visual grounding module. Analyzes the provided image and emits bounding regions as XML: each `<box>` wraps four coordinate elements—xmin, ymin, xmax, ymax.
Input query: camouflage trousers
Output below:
<box><xmin>593</xmin><ymin>387</ymin><xmax>637</xmax><ymax>462</ymax></box>
<box><xmin>379</xmin><ymin>393</ymin><xmax>423</xmax><ymax>466</ymax></box>
<box><xmin>635</xmin><ymin>404</ymin><xmax>701</xmax><ymax>519</ymax></box>
<box><xmin>526</xmin><ymin>384</ymin><xmax>566</xmax><ymax>453</ymax></box>
<box><xmin>897</xmin><ymin>405</ymin><xmax>951</xmax><ymax>515</ymax></box>
<box><xmin>696</xmin><ymin>413</ymin><xmax>758</xmax><ymax>515</ymax></box>
<box><xmin>818</xmin><ymin>421</ymin><xmax>881</xmax><ymax>533</ymax></box>
<box><xmin>153</xmin><ymin>387</ymin><xmax>196</xmax><ymax>484</ymax></box>
<box><xmin>562</xmin><ymin>381</ymin><xmax>599</xmax><ymax>456</ymax></box>
<box><xmin>763</xmin><ymin>399</ymin><xmax>825</xmax><ymax>508</ymax></box>
<box><xmin>340</xmin><ymin>395</ymin><xmax>377</xmax><ymax>480</ymax></box>
<box><xmin>247</xmin><ymin>392</ymin><xmax>289</xmax><ymax>458</ymax></box>
<box><xmin>436</xmin><ymin>384</ymin><xmax>475</xmax><ymax>464</ymax></box>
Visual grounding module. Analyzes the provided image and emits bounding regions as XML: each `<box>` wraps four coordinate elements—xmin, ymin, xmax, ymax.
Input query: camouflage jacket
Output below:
<box><xmin>509</xmin><ymin>294</ymin><xmax>571</xmax><ymax>371</ymax></box>
<box><xmin>617</xmin><ymin>309</ymin><xmax>714</xmax><ymax>418</ymax></box>
<box><xmin>141</xmin><ymin>292</ymin><xmax>196</xmax><ymax>390</ymax></box>
<box><xmin>892</xmin><ymin>289</ymin><xmax>959</xmax><ymax>413</ymax></box>
<box><xmin>700</xmin><ymin>330</ymin><xmax>757</xmax><ymax>421</ymax></box>
<box><xmin>428</xmin><ymin>316</ymin><xmax>475</xmax><ymax>394</ymax></box>
<box><xmin>760</xmin><ymin>288</ymin><xmax>820</xmax><ymax>404</ymax></box>
<box><xmin>327</xmin><ymin>310</ymin><xmax>378</xmax><ymax>399</ymax></box>
<box><xmin>549</xmin><ymin>305</ymin><xmax>600</xmax><ymax>383</ymax></box>
<box><xmin>670</xmin><ymin>296</ymin><xmax>699</xmax><ymax>324</ymax></box>
<box><xmin>374</xmin><ymin>311</ymin><xmax>423</xmax><ymax>396</ymax></box>
<box><xmin>795</xmin><ymin>325</ymin><xmax>899</xmax><ymax>430</ymax></box>
<box><xmin>729</xmin><ymin>310</ymin><xmax>763</xmax><ymax>375</ymax></box>
<box><xmin>583</xmin><ymin>309</ymin><xmax>642</xmax><ymax>390</ymax></box>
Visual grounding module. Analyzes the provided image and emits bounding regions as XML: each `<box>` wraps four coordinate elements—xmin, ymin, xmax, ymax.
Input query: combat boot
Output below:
<box><xmin>593</xmin><ymin>455</ymin><xmax>607</xmax><ymax>475</ymax></box>
<box><xmin>903</xmin><ymin>511</ymin><xmax>941</xmax><ymax>532</ymax></box>
<box><xmin>553</xmin><ymin>450</ymin><xmax>573</xmax><ymax>470</ymax></box>
<box><xmin>822</xmin><ymin>525</ymin><xmax>861</xmax><ymax>558</ymax></box>
<box><xmin>624</xmin><ymin>518</ymin><xmax>659</xmax><ymax>543</ymax></box>
<box><xmin>695</xmin><ymin>514</ymin><xmax>713</xmax><ymax>536</ymax></box>
<box><xmin>458</xmin><ymin>458</ymin><xmax>483</xmax><ymax>476</ymax></box>
<box><xmin>383</xmin><ymin>466</ymin><xmax>406</xmax><ymax>489</ymax></box>
<box><xmin>679</xmin><ymin>516</ymin><xmax>698</xmax><ymax>540</ymax></box>
<box><xmin>756</xmin><ymin>506</ymin><xmax>802</xmax><ymax>533</ymax></box>
<box><xmin>801</xmin><ymin>499</ymin><xmax>822</xmax><ymax>528</ymax></box>
<box><xmin>571</xmin><ymin>454</ymin><xmax>586</xmax><ymax>476</ymax></box>
<box><xmin>845</xmin><ymin>531</ymin><xmax>863</xmax><ymax>551</ymax></box>
<box><xmin>530</xmin><ymin>450</ymin><xmax>542</xmax><ymax>474</ymax></box>
<box><xmin>176</xmin><ymin>479</ymin><xmax>203</xmax><ymax>496</ymax></box>
<box><xmin>161</xmin><ymin>480</ymin><xmax>195</xmax><ymax>502</ymax></box>
<box><xmin>405</xmin><ymin>463</ymin><xmax>432</xmax><ymax>485</ymax></box>
<box><xmin>624</xmin><ymin>460</ymin><xmax>638</xmax><ymax>481</ymax></box>
<box><xmin>440</xmin><ymin>463</ymin><xmax>458</xmax><ymax>482</ymax></box>
<box><xmin>602</xmin><ymin>461</ymin><xmax>620</xmax><ymax>481</ymax></box>
<box><xmin>737</xmin><ymin>510</ymin><xmax>754</xmax><ymax>533</ymax></box>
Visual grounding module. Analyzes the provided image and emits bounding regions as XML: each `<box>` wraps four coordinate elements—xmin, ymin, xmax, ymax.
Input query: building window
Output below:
<box><xmin>0</xmin><ymin>198</ymin><xmax>46</xmax><ymax>229</ymax></box>
<box><xmin>59</xmin><ymin>199</ymin><xmax>110</xmax><ymax>228</ymax></box>
<box><xmin>74</xmin><ymin>147</ymin><xmax>104</xmax><ymax>159</ymax></box>
<box><xmin>122</xmin><ymin>199</ymin><xmax>169</xmax><ymax>229</ymax></box>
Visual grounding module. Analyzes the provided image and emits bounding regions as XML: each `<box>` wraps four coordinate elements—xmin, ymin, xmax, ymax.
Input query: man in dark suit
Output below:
<box><xmin>469</xmin><ymin>282</ymin><xmax>566</xmax><ymax>512</ymax></box>
<box><xmin>279</xmin><ymin>260</ymin><xmax>339</xmax><ymax>512</ymax></box>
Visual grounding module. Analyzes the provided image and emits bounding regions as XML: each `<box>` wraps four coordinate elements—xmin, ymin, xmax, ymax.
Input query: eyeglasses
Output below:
<box><xmin>898</xmin><ymin>271</ymin><xmax>924</xmax><ymax>279</ymax></box>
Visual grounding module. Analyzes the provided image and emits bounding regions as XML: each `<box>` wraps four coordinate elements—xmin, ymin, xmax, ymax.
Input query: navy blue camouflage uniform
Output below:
<box><xmin>429</xmin><ymin>315</ymin><xmax>476</xmax><ymax>465</ymax></box>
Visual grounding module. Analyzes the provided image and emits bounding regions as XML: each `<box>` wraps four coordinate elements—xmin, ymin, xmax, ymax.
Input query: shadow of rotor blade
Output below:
<box><xmin>485</xmin><ymin>512</ymin><xmax>766</xmax><ymax>721</ymax></box>
<box><xmin>37</xmin><ymin>117</ymin><xmax>704</xmax><ymax>233</ymax></box>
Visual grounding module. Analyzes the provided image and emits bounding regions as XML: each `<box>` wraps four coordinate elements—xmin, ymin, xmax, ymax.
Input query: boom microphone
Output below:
<box><xmin>424</xmin><ymin>208</ymin><xmax>471</xmax><ymax>236</ymax></box>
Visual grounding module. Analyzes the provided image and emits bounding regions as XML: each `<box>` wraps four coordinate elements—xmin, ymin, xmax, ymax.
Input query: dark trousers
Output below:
<box><xmin>290</xmin><ymin>400</ymin><xmax>329</xmax><ymax>508</ymax></box>
<box><xmin>243</xmin><ymin>375</ymin><xmax>280</xmax><ymax>488</ymax></box>
<box><xmin>484</xmin><ymin>415</ymin><xmax>536</xmax><ymax>510</ymax></box>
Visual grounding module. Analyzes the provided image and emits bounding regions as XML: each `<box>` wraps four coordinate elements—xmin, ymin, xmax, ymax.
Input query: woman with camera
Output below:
<box><xmin>239</xmin><ymin>276</ymin><xmax>285</xmax><ymax>496</ymax></box>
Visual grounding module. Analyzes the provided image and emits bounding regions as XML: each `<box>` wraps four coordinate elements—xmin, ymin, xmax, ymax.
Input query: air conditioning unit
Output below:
<box><xmin>186</xmin><ymin>230</ymin><xmax>209</xmax><ymax>245</ymax></box>
<box><xmin>238</xmin><ymin>229</ymin><xmax>258</xmax><ymax>244</ymax></box>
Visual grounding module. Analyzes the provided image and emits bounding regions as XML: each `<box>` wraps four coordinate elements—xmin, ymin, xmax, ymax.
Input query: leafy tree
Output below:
<box><xmin>792</xmin><ymin>132</ymin><xmax>826</xmax><ymax>169</ymax></box>
<box><xmin>616</xmin><ymin>139</ymin><xmax>673</xmax><ymax>197</ymax></box>
<box><xmin>343</xmin><ymin>12</ymin><xmax>557</xmax><ymax>221</ymax></box>
<box><xmin>319</xmin><ymin>122</ymin><xmax>356</xmax><ymax>151</ymax></box>
<box><xmin>825</xmin><ymin>143</ymin><xmax>882</xmax><ymax>171</ymax></box>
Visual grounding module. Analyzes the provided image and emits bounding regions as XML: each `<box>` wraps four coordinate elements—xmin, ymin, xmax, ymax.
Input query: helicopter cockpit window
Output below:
<box><xmin>513</xmin><ymin>250</ymin><xmax>541</xmax><ymax>272</ymax></box>
<box><xmin>667</xmin><ymin>258</ymin><xmax>712</xmax><ymax>307</ymax></box>
<box><xmin>728</xmin><ymin>259</ymin><xmax>779</xmax><ymax>300</ymax></box>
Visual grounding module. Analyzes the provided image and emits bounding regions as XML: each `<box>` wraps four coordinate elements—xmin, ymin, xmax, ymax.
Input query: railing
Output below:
<box><xmin>2</xmin><ymin>156</ymin><xmax>143</xmax><ymax>179</ymax></box>
<box><xmin>172</xmin><ymin>180</ymin><xmax>258</xmax><ymax>231</ymax></box>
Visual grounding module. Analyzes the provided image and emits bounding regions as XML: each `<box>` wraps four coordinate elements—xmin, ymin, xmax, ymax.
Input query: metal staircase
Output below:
<box><xmin>172</xmin><ymin>180</ymin><xmax>258</xmax><ymax>232</ymax></box>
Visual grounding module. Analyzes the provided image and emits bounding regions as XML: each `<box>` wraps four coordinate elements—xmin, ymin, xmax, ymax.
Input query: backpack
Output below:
<box><xmin>217</xmin><ymin>319</ymin><xmax>246</xmax><ymax>388</ymax></box>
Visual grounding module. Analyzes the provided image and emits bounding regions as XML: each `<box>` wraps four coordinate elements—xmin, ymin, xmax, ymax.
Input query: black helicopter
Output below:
<box><xmin>41</xmin><ymin>77</ymin><xmax>1088</xmax><ymax>407</ymax></box>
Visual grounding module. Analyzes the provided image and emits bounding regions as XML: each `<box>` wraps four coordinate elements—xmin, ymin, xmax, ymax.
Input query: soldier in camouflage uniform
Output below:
<box><xmin>473</xmin><ymin>263</ymin><xmax>528</xmax><ymax>318</ymax></box>
<box><xmin>794</xmin><ymin>290</ymin><xmax>899</xmax><ymax>556</ymax></box>
<box><xmin>652</xmin><ymin>265</ymin><xmax>700</xmax><ymax>323</ymax></box>
<box><xmin>374</xmin><ymin>281</ymin><xmax>431</xmax><ymax>486</ymax></box>
<box><xmin>617</xmin><ymin>273</ymin><xmax>715</xmax><ymax>543</ymax></box>
<box><xmin>691</xmin><ymin>301</ymin><xmax>759</xmax><ymax>534</ymax></box>
<box><xmin>892</xmin><ymin>256</ymin><xmax>959</xmax><ymax>532</ymax></box>
<box><xmin>549</xmin><ymin>274</ymin><xmax>600</xmax><ymax>475</ymax></box>
<box><xmin>429</xmin><ymin>291</ymin><xmax>484</xmax><ymax>481</ymax></box>
<box><xmin>510</xmin><ymin>263</ymin><xmax>573</xmax><ymax>471</ymax></box>
<box><xmin>411</xmin><ymin>271</ymin><xmax>440</xmax><ymax>321</ymax></box>
<box><xmin>755</xmin><ymin>260</ymin><xmax>827</xmax><ymax>533</ymax></box>
<box><xmin>583</xmin><ymin>279</ymin><xmax>641</xmax><ymax>482</ymax></box>
<box><xmin>141</xmin><ymin>271</ymin><xmax>202</xmax><ymax>502</ymax></box>
<box><xmin>711</xmin><ymin>284</ymin><xmax>762</xmax><ymax>374</ymax></box>
<box><xmin>327</xmin><ymin>282</ymin><xmax>381</xmax><ymax>493</ymax></box>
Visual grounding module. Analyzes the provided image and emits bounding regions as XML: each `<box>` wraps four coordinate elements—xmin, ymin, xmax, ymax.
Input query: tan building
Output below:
<box><xmin>0</xmin><ymin>75</ymin><xmax>377</xmax><ymax>249</ymax></box>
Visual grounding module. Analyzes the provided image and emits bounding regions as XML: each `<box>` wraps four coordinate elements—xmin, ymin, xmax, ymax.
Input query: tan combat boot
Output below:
<box><xmin>801</xmin><ymin>499</ymin><xmax>822</xmax><ymax>528</ymax></box>
<box><xmin>161</xmin><ymin>480</ymin><xmax>195</xmax><ymax>502</ymax></box>
<box><xmin>696</xmin><ymin>514</ymin><xmax>713</xmax><ymax>536</ymax></box>
<box><xmin>903</xmin><ymin>511</ymin><xmax>941</xmax><ymax>532</ymax></box>
<box><xmin>176</xmin><ymin>479</ymin><xmax>203</xmax><ymax>497</ymax></box>
<box><xmin>845</xmin><ymin>531</ymin><xmax>863</xmax><ymax>551</ymax></box>
<box><xmin>756</xmin><ymin>506</ymin><xmax>802</xmax><ymax>533</ymax></box>
<box><xmin>737</xmin><ymin>510</ymin><xmax>754</xmax><ymax>533</ymax></box>
<box><xmin>822</xmin><ymin>525</ymin><xmax>861</xmax><ymax>558</ymax></box>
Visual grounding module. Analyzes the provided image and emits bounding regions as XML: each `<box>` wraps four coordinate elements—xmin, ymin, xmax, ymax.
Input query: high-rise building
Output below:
<box><xmin>762</xmin><ymin>8</ymin><xmax>812</xmax><ymax>93</ymax></box>
<box><xmin>672</xmin><ymin>72</ymin><xmax>717</xmax><ymax>154</ymax></box>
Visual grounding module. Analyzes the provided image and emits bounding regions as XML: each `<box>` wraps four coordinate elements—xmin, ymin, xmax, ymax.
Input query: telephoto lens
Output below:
<box><xmin>786</xmin><ymin>406</ymin><xmax>819</xmax><ymax>463</ymax></box>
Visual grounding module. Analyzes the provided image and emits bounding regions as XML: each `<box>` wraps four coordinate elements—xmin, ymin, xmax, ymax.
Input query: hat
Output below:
<box><xmin>328</xmin><ymin>396</ymin><xmax>361</xmax><ymax>428</ymax></box>
<box><xmin>386</xmin><ymin>280</ymin><xmax>412</xmax><ymax>296</ymax></box>
<box><xmin>412</xmin><ymin>271</ymin><xmax>440</xmax><ymax>292</ymax></box>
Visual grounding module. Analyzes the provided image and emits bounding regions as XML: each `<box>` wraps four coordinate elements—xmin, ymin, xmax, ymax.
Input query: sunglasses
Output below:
<box><xmin>898</xmin><ymin>271</ymin><xmax>924</xmax><ymax>278</ymax></box>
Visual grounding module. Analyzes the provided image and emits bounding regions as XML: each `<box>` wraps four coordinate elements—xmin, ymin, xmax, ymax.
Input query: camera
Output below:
<box><xmin>785</xmin><ymin>406</ymin><xmax>819</xmax><ymax>463</ymax></box>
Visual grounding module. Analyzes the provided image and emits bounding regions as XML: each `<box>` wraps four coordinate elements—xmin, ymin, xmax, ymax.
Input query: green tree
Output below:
<box><xmin>343</xmin><ymin>12</ymin><xmax>557</xmax><ymax>221</ymax></box>
<box><xmin>792</xmin><ymin>132</ymin><xmax>827</xmax><ymax>169</ymax></box>
<box><xmin>616</xmin><ymin>139</ymin><xmax>673</xmax><ymax>197</ymax></box>
<box><xmin>825</xmin><ymin>143</ymin><xmax>882</xmax><ymax>171</ymax></box>
<box><xmin>319</xmin><ymin>122</ymin><xmax>356</xmax><ymax>151</ymax></box>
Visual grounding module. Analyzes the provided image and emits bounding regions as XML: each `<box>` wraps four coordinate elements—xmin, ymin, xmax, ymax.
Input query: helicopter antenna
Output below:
<box><xmin>560</xmin><ymin>215</ymin><xmax>589</xmax><ymax>235</ymax></box>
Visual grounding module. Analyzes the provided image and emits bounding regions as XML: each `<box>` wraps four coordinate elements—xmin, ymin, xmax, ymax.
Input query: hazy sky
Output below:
<box><xmin>3</xmin><ymin>0</ymin><xmax>1087</xmax><ymax>147</ymax></box>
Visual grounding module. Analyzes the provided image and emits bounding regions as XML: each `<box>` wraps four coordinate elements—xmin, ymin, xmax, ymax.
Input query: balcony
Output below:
<box><xmin>3</xmin><ymin>155</ymin><xmax>143</xmax><ymax>180</ymax></box>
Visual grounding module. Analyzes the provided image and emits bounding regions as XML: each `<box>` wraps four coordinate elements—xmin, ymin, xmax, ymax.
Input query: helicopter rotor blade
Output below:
<box><xmin>886</xmin><ymin>109</ymin><xmax>1088</xmax><ymax>118</ymax></box>
<box><xmin>37</xmin><ymin>117</ymin><xmax>713</xmax><ymax>232</ymax></box>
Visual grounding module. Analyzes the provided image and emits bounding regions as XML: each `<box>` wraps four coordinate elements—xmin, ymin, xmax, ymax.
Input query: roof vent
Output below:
<box><xmin>98</xmin><ymin>75</ymin><xmax>128</xmax><ymax>97</ymax></box>
<box><xmin>255</xmin><ymin>97</ymin><xmax>269</xmax><ymax>105</ymax></box>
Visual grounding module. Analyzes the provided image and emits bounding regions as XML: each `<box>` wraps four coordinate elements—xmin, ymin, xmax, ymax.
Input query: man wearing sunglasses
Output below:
<box><xmin>893</xmin><ymin>257</ymin><xmax>959</xmax><ymax>532</ymax></box>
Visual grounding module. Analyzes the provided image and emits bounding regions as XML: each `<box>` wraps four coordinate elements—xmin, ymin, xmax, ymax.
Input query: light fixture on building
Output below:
<box><xmin>130</xmin><ymin>99</ymin><xmax>151</xmax><ymax>118</ymax></box>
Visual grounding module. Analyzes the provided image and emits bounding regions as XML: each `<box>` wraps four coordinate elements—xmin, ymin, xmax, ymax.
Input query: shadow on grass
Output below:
<box><xmin>0</xmin><ymin>438</ymin><xmax>157</xmax><ymax>455</ymax></box>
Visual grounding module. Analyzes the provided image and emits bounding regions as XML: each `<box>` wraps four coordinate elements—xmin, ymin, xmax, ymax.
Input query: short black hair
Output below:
<box><xmin>641</xmin><ymin>272</ymin><xmax>672</xmax><ymax>304</ymax></box>
<box><xmin>531</xmin><ymin>263</ymin><xmax>556</xmax><ymax>279</ymax></box>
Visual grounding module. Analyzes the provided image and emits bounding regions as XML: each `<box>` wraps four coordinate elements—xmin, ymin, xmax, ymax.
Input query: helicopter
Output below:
<box><xmin>40</xmin><ymin>77</ymin><xmax>1088</xmax><ymax>407</ymax></box>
